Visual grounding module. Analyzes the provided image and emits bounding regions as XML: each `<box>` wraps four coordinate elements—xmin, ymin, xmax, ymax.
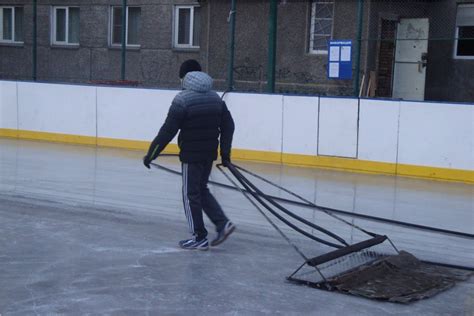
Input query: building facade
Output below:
<box><xmin>0</xmin><ymin>0</ymin><xmax>473</xmax><ymax>102</ymax></box>
<box><xmin>0</xmin><ymin>0</ymin><xmax>209</xmax><ymax>88</ymax></box>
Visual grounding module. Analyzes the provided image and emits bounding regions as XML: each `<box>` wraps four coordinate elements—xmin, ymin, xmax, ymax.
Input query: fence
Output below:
<box><xmin>0</xmin><ymin>1</ymin><xmax>473</xmax><ymax>102</ymax></box>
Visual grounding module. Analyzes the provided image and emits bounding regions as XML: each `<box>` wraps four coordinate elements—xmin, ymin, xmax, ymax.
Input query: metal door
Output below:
<box><xmin>392</xmin><ymin>18</ymin><xmax>429</xmax><ymax>101</ymax></box>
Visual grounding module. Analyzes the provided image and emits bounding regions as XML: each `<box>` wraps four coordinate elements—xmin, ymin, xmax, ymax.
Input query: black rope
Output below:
<box><xmin>229</xmin><ymin>164</ymin><xmax>349</xmax><ymax>247</ymax></box>
<box><xmin>234</xmin><ymin>164</ymin><xmax>377</xmax><ymax>238</ymax></box>
<box><xmin>216</xmin><ymin>165</ymin><xmax>310</xmax><ymax>261</ymax></box>
<box><xmin>150</xmin><ymin>160</ymin><xmax>474</xmax><ymax>240</ymax></box>
<box><xmin>225</xmin><ymin>164</ymin><xmax>345</xmax><ymax>249</ymax></box>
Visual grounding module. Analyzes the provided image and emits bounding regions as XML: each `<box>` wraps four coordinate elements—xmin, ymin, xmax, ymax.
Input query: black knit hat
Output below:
<box><xmin>179</xmin><ymin>59</ymin><xmax>202</xmax><ymax>79</ymax></box>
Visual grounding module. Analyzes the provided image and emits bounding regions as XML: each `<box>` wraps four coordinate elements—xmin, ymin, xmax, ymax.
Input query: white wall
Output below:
<box><xmin>224</xmin><ymin>92</ymin><xmax>284</xmax><ymax>153</ymax></box>
<box><xmin>97</xmin><ymin>87</ymin><xmax>179</xmax><ymax>142</ymax></box>
<box><xmin>17</xmin><ymin>82</ymin><xmax>96</xmax><ymax>137</ymax></box>
<box><xmin>1</xmin><ymin>81</ymin><xmax>473</xmax><ymax>174</ymax></box>
<box><xmin>398</xmin><ymin>101</ymin><xmax>474</xmax><ymax>170</ymax></box>
<box><xmin>358</xmin><ymin>99</ymin><xmax>400</xmax><ymax>164</ymax></box>
<box><xmin>318</xmin><ymin>97</ymin><xmax>359</xmax><ymax>158</ymax></box>
<box><xmin>282</xmin><ymin>95</ymin><xmax>319</xmax><ymax>156</ymax></box>
<box><xmin>0</xmin><ymin>81</ymin><xmax>18</xmax><ymax>129</ymax></box>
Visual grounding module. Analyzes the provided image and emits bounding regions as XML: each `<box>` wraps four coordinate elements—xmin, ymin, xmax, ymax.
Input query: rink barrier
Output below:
<box><xmin>0</xmin><ymin>127</ymin><xmax>472</xmax><ymax>184</ymax></box>
<box><xmin>0</xmin><ymin>80</ymin><xmax>473</xmax><ymax>184</ymax></box>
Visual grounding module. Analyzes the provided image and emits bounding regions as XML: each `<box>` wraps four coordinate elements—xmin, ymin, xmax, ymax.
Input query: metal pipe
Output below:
<box><xmin>227</xmin><ymin>0</ymin><xmax>237</xmax><ymax>91</ymax></box>
<box><xmin>121</xmin><ymin>0</ymin><xmax>127</xmax><ymax>80</ymax></box>
<box><xmin>32</xmin><ymin>0</ymin><xmax>37</xmax><ymax>81</ymax></box>
<box><xmin>267</xmin><ymin>0</ymin><xmax>278</xmax><ymax>93</ymax></box>
<box><xmin>353</xmin><ymin>0</ymin><xmax>364</xmax><ymax>96</ymax></box>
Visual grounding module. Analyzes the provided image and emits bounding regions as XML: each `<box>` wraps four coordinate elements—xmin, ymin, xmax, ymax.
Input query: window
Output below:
<box><xmin>454</xmin><ymin>4</ymin><xmax>474</xmax><ymax>59</ymax></box>
<box><xmin>309</xmin><ymin>0</ymin><xmax>334</xmax><ymax>54</ymax></box>
<box><xmin>174</xmin><ymin>6</ymin><xmax>200</xmax><ymax>48</ymax></box>
<box><xmin>0</xmin><ymin>6</ymin><xmax>24</xmax><ymax>43</ymax></box>
<box><xmin>110</xmin><ymin>6</ymin><xmax>141</xmax><ymax>47</ymax></box>
<box><xmin>52</xmin><ymin>7</ymin><xmax>80</xmax><ymax>45</ymax></box>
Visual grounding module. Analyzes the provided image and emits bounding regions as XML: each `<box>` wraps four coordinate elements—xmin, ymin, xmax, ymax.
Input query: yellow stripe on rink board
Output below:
<box><xmin>1</xmin><ymin>128</ymin><xmax>472</xmax><ymax>184</ymax></box>
<box><xmin>233</xmin><ymin>148</ymin><xmax>282</xmax><ymax>163</ymax></box>
<box><xmin>97</xmin><ymin>137</ymin><xmax>180</xmax><ymax>154</ymax></box>
<box><xmin>282</xmin><ymin>153</ymin><xmax>473</xmax><ymax>183</ymax></box>
<box><xmin>0</xmin><ymin>128</ymin><xmax>18</xmax><ymax>138</ymax></box>
<box><xmin>0</xmin><ymin>128</ymin><xmax>96</xmax><ymax>145</ymax></box>
<box><xmin>397</xmin><ymin>164</ymin><xmax>474</xmax><ymax>184</ymax></box>
<box><xmin>282</xmin><ymin>153</ymin><xmax>397</xmax><ymax>175</ymax></box>
<box><xmin>96</xmin><ymin>137</ymin><xmax>149</xmax><ymax>150</ymax></box>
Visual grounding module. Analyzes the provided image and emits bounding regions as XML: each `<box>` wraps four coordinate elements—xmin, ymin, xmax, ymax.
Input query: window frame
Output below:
<box><xmin>453</xmin><ymin>4</ymin><xmax>474</xmax><ymax>60</ymax></box>
<box><xmin>173</xmin><ymin>5</ymin><xmax>200</xmax><ymax>49</ymax></box>
<box><xmin>109</xmin><ymin>6</ymin><xmax>141</xmax><ymax>48</ymax></box>
<box><xmin>308</xmin><ymin>0</ymin><xmax>335</xmax><ymax>55</ymax></box>
<box><xmin>51</xmin><ymin>6</ymin><xmax>80</xmax><ymax>46</ymax></box>
<box><xmin>0</xmin><ymin>6</ymin><xmax>23</xmax><ymax>44</ymax></box>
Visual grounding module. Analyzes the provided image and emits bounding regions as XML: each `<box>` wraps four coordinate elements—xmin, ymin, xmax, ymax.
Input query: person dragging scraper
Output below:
<box><xmin>143</xmin><ymin>59</ymin><xmax>236</xmax><ymax>251</ymax></box>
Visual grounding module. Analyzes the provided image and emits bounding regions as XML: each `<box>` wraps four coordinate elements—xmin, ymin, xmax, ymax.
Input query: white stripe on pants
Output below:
<box><xmin>182</xmin><ymin>163</ymin><xmax>195</xmax><ymax>234</ymax></box>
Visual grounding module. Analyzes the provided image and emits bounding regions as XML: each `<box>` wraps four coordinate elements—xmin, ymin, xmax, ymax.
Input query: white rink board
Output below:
<box><xmin>0</xmin><ymin>81</ymin><xmax>18</xmax><ymax>129</ymax></box>
<box><xmin>97</xmin><ymin>87</ymin><xmax>179</xmax><ymax>142</ymax></box>
<box><xmin>17</xmin><ymin>82</ymin><xmax>96</xmax><ymax>137</ymax></box>
<box><xmin>398</xmin><ymin>101</ymin><xmax>474</xmax><ymax>170</ymax></box>
<box><xmin>282</xmin><ymin>95</ymin><xmax>319</xmax><ymax>156</ymax></box>
<box><xmin>358</xmin><ymin>99</ymin><xmax>400</xmax><ymax>163</ymax></box>
<box><xmin>318</xmin><ymin>97</ymin><xmax>359</xmax><ymax>158</ymax></box>
<box><xmin>223</xmin><ymin>92</ymin><xmax>284</xmax><ymax>153</ymax></box>
<box><xmin>1</xmin><ymin>81</ymin><xmax>473</xmax><ymax>173</ymax></box>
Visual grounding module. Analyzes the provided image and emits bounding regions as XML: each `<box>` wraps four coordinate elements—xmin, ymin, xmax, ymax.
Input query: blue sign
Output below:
<box><xmin>327</xmin><ymin>40</ymin><xmax>352</xmax><ymax>80</ymax></box>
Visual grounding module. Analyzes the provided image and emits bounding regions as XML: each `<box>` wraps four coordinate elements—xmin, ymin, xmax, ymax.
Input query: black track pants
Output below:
<box><xmin>182</xmin><ymin>161</ymin><xmax>228</xmax><ymax>240</ymax></box>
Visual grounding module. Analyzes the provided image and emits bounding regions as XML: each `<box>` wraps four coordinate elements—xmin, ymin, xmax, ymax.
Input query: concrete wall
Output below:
<box><xmin>208</xmin><ymin>0</ymin><xmax>360</xmax><ymax>95</ymax></box>
<box><xmin>1</xmin><ymin>0</ymin><xmax>472</xmax><ymax>102</ymax></box>
<box><xmin>0</xmin><ymin>0</ymin><xmax>205</xmax><ymax>87</ymax></box>
<box><xmin>1</xmin><ymin>81</ymin><xmax>473</xmax><ymax>183</ymax></box>
<box><xmin>363</xmin><ymin>0</ymin><xmax>474</xmax><ymax>102</ymax></box>
<box><xmin>425</xmin><ymin>0</ymin><xmax>474</xmax><ymax>102</ymax></box>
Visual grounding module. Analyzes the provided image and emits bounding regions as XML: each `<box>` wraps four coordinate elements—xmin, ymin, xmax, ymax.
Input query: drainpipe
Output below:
<box><xmin>227</xmin><ymin>0</ymin><xmax>236</xmax><ymax>91</ymax></box>
<box><xmin>32</xmin><ymin>0</ymin><xmax>37</xmax><ymax>81</ymax></box>
<box><xmin>121</xmin><ymin>0</ymin><xmax>127</xmax><ymax>81</ymax></box>
<box><xmin>267</xmin><ymin>0</ymin><xmax>278</xmax><ymax>93</ymax></box>
<box><xmin>353</xmin><ymin>0</ymin><xmax>364</xmax><ymax>96</ymax></box>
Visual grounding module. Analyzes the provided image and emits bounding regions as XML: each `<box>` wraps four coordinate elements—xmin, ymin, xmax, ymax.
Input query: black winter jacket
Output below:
<box><xmin>145</xmin><ymin>71</ymin><xmax>235</xmax><ymax>163</ymax></box>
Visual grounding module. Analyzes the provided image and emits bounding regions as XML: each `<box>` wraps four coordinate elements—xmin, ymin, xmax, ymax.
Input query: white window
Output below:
<box><xmin>52</xmin><ymin>7</ymin><xmax>80</xmax><ymax>45</ymax></box>
<box><xmin>309</xmin><ymin>0</ymin><xmax>334</xmax><ymax>54</ymax></box>
<box><xmin>174</xmin><ymin>5</ymin><xmax>201</xmax><ymax>48</ymax></box>
<box><xmin>454</xmin><ymin>4</ymin><xmax>474</xmax><ymax>59</ymax></box>
<box><xmin>0</xmin><ymin>6</ymin><xmax>24</xmax><ymax>43</ymax></box>
<box><xmin>110</xmin><ymin>6</ymin><xmax>141</xmax><ymax>47</ymax></box>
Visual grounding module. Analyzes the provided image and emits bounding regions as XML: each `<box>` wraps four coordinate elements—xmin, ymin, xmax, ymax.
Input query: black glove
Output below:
<box><xmin>143</xmin><ymin>155</ymin><xmax>151</xmax><ymax>169</ymax></box>
<box><xmin>221</xmin><ymin>155</ymin><xmax>231</xmax><ymax>167</ymax></box>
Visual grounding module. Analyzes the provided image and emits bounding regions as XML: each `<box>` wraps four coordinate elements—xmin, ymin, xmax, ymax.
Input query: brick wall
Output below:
<box><xmin>376</xmin><ymin>19</ymin><xmax>397</xmax><ymax>97</ymax></box>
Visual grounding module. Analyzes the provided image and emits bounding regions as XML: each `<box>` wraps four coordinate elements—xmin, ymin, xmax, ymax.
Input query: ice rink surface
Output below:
<box><xmin>0</xmin><ymin>138</ymin><xmax>473</xmax><ymax>315</ymax></box>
